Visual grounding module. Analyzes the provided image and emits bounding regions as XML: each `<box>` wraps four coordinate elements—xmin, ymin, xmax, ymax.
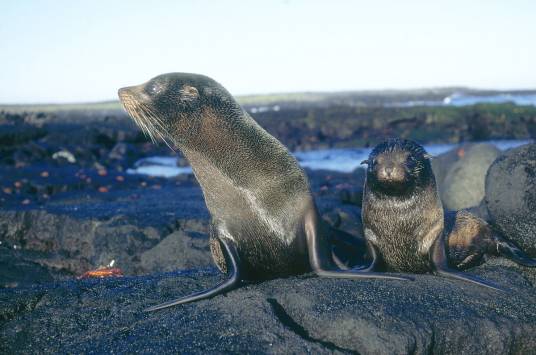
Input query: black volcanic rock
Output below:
<box><xmin>486</xmin><ymin>143</ymin><xmax>536</xmax><ymax>257</ymax></box>
<box><xmin>1</xmin><ymin>259</ymin><xmax>535</xmax><ymax>354</ymax></box>
<box><xmin>0</xmin><ymin>174</ymin><xmax>210</xmax><ymax>282</ymax></box>
<box><xmin>2</xmin><ymin>107</ymin><xmax>536</xmax><ymax>353</ymax></box>
<box><xmin>339</xmin><ymin>187</ymin><xmax>363</xmax><ymax>207</ymax></box>
<box><xmin>0</xmin><ymin>246</ymin><xmax>55</xmax><ymax>288</ymax></box>
<box><xmin>140</xmin><ymin>230</ymin><xmax>212</xmax><ymax>273</ymax></box>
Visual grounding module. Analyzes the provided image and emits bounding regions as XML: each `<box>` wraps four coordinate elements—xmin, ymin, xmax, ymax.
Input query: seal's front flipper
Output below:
<box><xmin>432</xmin><ymin>232</ymin><xmax>504</xmax><ymax>292</ymax></box>
<box><xmin>305</xmin><ymin>207</ymin><xmax>412</xmax><ymax>281</ymax></box>
<box><xmin>314</xmin><ymin>269</ymin><xmax>413</xmax><ymax>281</ymax></box>
<box><xmin>316</xmin><ymin>243</ymin><xmax>413</xmax><ymax>280</ymax></box>
<box><xmin>334</xmin><ymin>239</ymin><xmax>380</xmax><ymax>272</ymax></box>
<box><xmin>144</xmin><ymin>237</ymin><xmax>241</xmax><ymax>312</ymax></box>
<box><xmin>496</xmin><ymin>240</ymin><xmax>536</xmax><ymax>267</ymax></box>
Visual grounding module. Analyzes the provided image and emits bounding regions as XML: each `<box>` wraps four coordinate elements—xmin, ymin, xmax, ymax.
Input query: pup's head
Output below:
<box><xmin>363</xmin><ymin>138</ymin><xmax>433</xmax><ymax>195</ymax></box>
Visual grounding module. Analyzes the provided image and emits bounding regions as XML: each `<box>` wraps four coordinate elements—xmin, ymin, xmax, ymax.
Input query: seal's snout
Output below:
<box><xmin>377</xmin><ymin>164</ymin><xmax>405</xmax><ymax>184</ymax></box>
<box><xmin>118</xmin><ymin>86</ymin><xmax>135</xmax><ymax>101</ymax></box>
<box><xmin>381</xmin><ymin>166</ymin><xmax>394</xmax><ymax>178</ymax></box>
<box><xmin>118</xmin><ymin>87</ymin><xmax>127</xmax><ymax>98</ymax></box>
<box><xmin>118</xmin><ymin>86</ymin><xmax>143</xmax><ymax>111</ymax></box>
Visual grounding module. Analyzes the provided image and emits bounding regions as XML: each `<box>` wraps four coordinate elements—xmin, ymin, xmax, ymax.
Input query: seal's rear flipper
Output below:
<box><xmin>432</xmin><ymin>231</ymin><xmax>505</xmax><ymax>292</ymax></box>
<box><xmin>496</xmin><ymin>240</ymin><xmax>536</xmax><ymax>267</ymax></box>
<box><xmin>434</xmin><ymin>269</ymin><xmax>505</xmax><ymax>291</ymax></box>
<box><xmin>144</xmin><ymin>237</ymin><xmax>241</xmax><ymax>312</ymax></box>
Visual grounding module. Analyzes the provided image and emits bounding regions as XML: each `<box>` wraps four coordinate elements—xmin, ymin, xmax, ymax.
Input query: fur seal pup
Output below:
<box><xmin>118</xmin><ymin>73</ymin><xmax>410</xmax><ymax>312</ymax></box>
<box><xmin>444</xmin><ymin>210</ymin><xmax>536</xmax><ymax>270</ymax></box>
<box><xmin>361</xmin><ymin>138</ymin><xmax>536</xmax><ymax>288</ymax></box>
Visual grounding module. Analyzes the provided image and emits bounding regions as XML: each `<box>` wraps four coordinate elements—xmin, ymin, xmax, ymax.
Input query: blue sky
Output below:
<box><xmin>1</xmin><ymin>0</ymin><xmax>535</xmax><ymax>103</ymax></box>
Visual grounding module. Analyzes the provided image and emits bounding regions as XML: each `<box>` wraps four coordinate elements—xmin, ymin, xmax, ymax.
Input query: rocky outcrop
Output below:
<box><xmin>1</xmin><ymin>259</ymin><xmax>535</xmax><ymax>354</ymax></box>
<box><xmin>433</xmin><ymin>143</ymin><xmax>500</xmax><ymax>210</ymax></box>
<box><xmin>1</xmin><ymin>109</ymin><xmax>536</xmax><ymax>353</ymax></box>
<box><xmin>486</xmin><ymin>143</ymin><xmax>536</xmax><ymax>257</ymax></box>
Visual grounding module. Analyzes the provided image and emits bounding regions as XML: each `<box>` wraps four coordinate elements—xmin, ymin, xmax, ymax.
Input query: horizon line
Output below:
<box><xmin>2</xmin><ymin>86</ymin><xmax>536</xmax><ymax>107</ymax></box>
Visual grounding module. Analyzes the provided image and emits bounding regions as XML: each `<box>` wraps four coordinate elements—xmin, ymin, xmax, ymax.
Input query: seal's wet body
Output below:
<box><xmin>361</xmin><ymin>138</ymin><xmax>536</xmax><ymax>288</ymax></box>
<box><xmin>119</xmin><ymin>73</ymin><xmax>409</xmax><ymax>311</ymax></box>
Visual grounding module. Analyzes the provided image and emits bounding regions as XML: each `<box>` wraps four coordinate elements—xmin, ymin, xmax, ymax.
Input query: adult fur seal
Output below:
<box><xmin>118</xmin><ymin>73</ymin><xmax>409</xmax><ymax>311</ymax></box>
<box><xmin>361</xmin><ymin>138</ymin><xmax>536</xmax><ymax>288</ymax></box>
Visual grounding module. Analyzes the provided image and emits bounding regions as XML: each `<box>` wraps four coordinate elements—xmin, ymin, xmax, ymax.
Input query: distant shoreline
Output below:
<box><xmin>2</xmin><ymin>87</ymin><xmax>536</xmax><ymax>112</ymax></box>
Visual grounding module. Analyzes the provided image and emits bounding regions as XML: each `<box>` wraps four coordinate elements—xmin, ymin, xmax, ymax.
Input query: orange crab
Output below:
<box><xmin>77</xmin><ymin>260</ymin><xmax>124</xmax><ymax>279</ymax></box>
<box><xmin>77</xmin><ymin>268</ymin><xmax>124</xmax><ymax>279</ymax></box>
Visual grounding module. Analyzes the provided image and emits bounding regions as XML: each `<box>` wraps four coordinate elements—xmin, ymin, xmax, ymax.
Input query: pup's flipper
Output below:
<box><xmin>432</xmin><ymin>232</ymin><xmax>505</xmax><ymax>292</ymax></box>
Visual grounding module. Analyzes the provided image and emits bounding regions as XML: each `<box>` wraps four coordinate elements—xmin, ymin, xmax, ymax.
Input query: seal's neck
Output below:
<box><xmin>178</xmin><ymin>106</ymin><xmax>307</xmax><ymax>191</ymax></box>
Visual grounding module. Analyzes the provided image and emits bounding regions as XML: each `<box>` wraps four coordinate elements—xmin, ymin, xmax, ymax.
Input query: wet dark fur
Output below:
<box><xmin>362</xmin><ymin>138</ymin><xmax>536</xmax><ymax>274</ymax></box>
<box><xmin>119</xmin><ymin>73</ymin><xmax>314</xmax><ymax>279</ymax></box>
<box><xmin>445</xmin><ymin>210</ymin><xmax>536</xmax><ymax>269</ymax></box>
<box><xmin>362</xmin><ymin>139</ymin><xmax>442</xmax><ymax>273</ymax></box>
<box><xmin>118</xmin><ymin>73</ymin><xmax>408</xmax><ymax>310</ymax></box>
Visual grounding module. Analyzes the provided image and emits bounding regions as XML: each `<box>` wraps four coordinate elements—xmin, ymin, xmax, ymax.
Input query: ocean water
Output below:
<box><xmin>126</xmin><ymin>156</ymin><xmax>192</xmax><ymax>177</ymax></box>
<box><xmin>397</xmin><ymin>92</ymin><xmax>536</xmax><ymax>107</ymax></box>
<box><xmin>443</xmin><ymin>93</ymin><xmax>536</xmax><ymax>107</ymax></box>
<box><xmin>126</xmin><ymin>139</ymin><xmax>532</xmax><ymax>177</ymax></box>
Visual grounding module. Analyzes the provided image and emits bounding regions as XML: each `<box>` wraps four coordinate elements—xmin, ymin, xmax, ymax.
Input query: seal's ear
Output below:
<box><xmin>361</xmin><ymin>159</ymin><xmax>369</xmax><ymax>165</ymax></box>
<box><xmin>180</xmin><ymin>85</ymin><xmax>199</xmax><ymax>101</ymax></box>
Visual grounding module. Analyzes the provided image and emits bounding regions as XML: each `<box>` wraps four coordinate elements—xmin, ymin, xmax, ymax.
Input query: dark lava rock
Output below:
<box><xmin>0</xmin><ymin>123</ymin><xmax>47</xmax><ymax>147</ymax></box>
<box><xmin>108</xmin><ymin>142</ymin><xmax>142</xmax><ymax>166</ymax></box>
<box><xmin>2</xmin><ymin>108</ymin><xmax>536</xmax><ymax>353</ymax></box>
<box><xmin>486</xmin><ymin>143</ymin><xmax>536</xmax><ymax>257</ymax></box>
<box><xmin>140</xmin><ymin>230</ymin><xmax>212</xmax><ymax>273</ymax></box>
<box><xmin>0</xmin><ymin>246</ymin><xmax>55</xmax><ymax>288</ymax></box>
<box><xmin>339</xmin><ymin>187</ymin><xmax>363</xmax><ymax>207</ymax></box>
<box><xmin>0</xmin><ymin>166</ymin><xmax>365</xmax><ymax>286</ymax></box>
<box><xmin>1</xmin><ymin>259</ymin><xmax>535</xmax><ymax>354</ymax></box>
<box><xmin>0</xmin><ymin>184</ymin><xmax>210</xmax><ymax>281</ymax></box>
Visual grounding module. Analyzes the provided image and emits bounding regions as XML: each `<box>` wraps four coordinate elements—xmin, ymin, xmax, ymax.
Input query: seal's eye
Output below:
<box><xmin>180</xmin><ymin>85</ymin><xmax>199</xmax><ymax>101</ymax></box>
<box><xmin>146</xmin><ymin>81</ymin><xmax>164</xmax><ymax>96</ymax></box>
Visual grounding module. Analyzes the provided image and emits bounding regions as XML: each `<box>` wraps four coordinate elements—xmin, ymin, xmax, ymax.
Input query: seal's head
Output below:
<box><xmin>363</xmin><ymin>138</ymin><xmax>433</xmax><ymax>195</ymax></box>
<box><xmin>118</xmin><ymin>73</ymin><xmax>240</xmax><ymax>148</ymax></box>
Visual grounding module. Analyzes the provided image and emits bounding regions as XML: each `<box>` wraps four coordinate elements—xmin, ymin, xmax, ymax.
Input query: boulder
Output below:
<box><xmin>431</xmin><ymin>144</ymin><xmax>469</xmax><ymax>188</ymax></box>
<box><xmin>439</xmin><ymin>143</ymin><xmax>500</xmax><ymax>210</ymax></box>
<box><xmin>0</xmin><ymin>185</ymin><xmax>210</xmax><ymax>281</ymax></box>
<box><xmin>485</xmin><ymin>143</ymin><xmax>536</xmax><ymax>257</ymax></box>
<box><xmin>140</xmin><ymin>230</ymin><xmax>212</xmax><ymax>273</ymax></box>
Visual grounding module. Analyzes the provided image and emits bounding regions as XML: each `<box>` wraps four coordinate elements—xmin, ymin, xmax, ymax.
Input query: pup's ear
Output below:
<box><xmin>360</xmin><ymin>159</ymin><xmax>369</xmax><ymax>165</ymax></box>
